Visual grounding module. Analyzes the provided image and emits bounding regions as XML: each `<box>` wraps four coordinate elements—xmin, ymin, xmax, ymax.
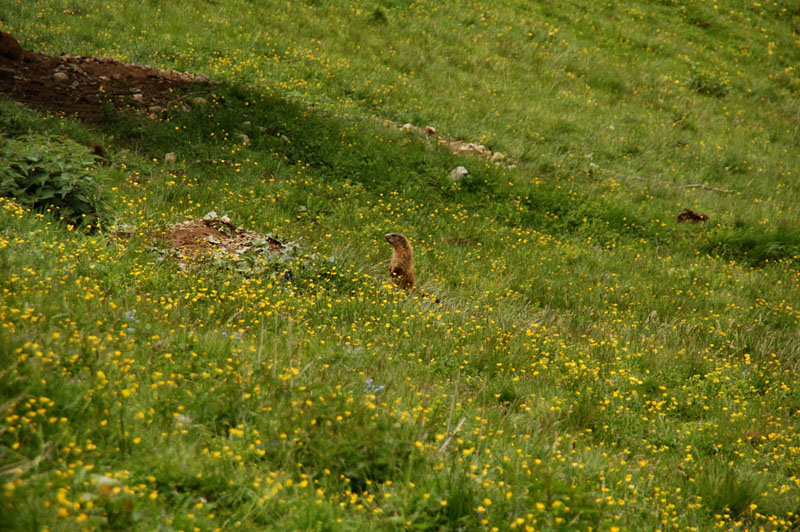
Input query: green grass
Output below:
<box><xmin>2</xmin><ymin>0</ymin><xmax>800</xmax><ymax>530</ymax></box>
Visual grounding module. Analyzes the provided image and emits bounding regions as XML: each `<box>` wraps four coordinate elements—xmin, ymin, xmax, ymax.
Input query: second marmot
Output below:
<box><xmin>385</xmin><ymin>233</ymin><xmax>415</xmax><ymax>290</ymax></box>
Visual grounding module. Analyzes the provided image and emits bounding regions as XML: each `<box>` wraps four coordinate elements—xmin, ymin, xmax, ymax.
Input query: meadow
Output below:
<box><xmin>2</xmin><ymin>0</ymin><xmax>800</xmax><ymax>530</ymax></box>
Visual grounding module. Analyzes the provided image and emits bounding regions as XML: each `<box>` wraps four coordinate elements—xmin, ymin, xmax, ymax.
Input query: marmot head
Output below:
<box><xmin>385</xmin><ymin>233</ymin><xmax>411</xmax><ymax>250</ymax></box>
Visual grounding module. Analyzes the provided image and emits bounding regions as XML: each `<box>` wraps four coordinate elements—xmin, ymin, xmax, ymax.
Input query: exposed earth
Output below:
<box><xmin>157</xmin><ymin>212</ymin><xmax>285</xmax><ymax>258</ymax></box>
<box><xmin>1</xmin><ymin>31</ymin><xmax>508</xmax><ymax>166</ymax></box>
<box><xmin>0</xmin><ymin>31</ymin><xmax>212</xmax><ymax>119</ymax></box>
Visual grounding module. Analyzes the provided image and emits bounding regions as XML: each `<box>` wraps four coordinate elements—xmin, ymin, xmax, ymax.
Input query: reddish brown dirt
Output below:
<box><xmin>0</xmin><ymin>33</ymin><xmax>212</xmax><ymax>120</ymax></box>
<box><xmin>677</xmin><ymin>208</ymin><xmax>709</xmax><ymax>223</ymax></box>
<box><xmin>158</xmin><ymin>217</ymin><xmax>283</xmax><ymax>257</ymax></box>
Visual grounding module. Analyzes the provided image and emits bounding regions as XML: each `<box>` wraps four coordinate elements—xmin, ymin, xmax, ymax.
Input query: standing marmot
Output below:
<box><xmin>385</xmin><ymin>233</ymin><xmax>415</xmax><ymax>290</ymax></box>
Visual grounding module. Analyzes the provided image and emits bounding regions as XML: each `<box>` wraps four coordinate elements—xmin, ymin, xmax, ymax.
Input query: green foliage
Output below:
<box><xmin>695</xmin><ymin>462</ymin><xmax>764</xmax><ymax>519</ymax></box>
<box><xmin>0</xmin><ymin>134</ymin><xmax>104</xmax><ymax>228</ymax></box>
<box><xmin>688</xmin><ymin>61</ymin><xmax>729</xmax><ymax>98</ymax></box>
<box><xmin>706</xmin><ymin>224</ymin><xmax>800</xmax><ymax>265</ymax></box>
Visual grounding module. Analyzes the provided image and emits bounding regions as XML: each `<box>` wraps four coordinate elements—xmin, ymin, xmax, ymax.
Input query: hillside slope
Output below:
<box><xmin>2</xmin><ymin>1</ymin><xmax>800</xmax><ymax>530</ymax></box>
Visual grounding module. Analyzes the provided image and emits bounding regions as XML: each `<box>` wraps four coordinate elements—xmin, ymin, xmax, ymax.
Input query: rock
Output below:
<box><xmin>0</xmin><ymin>31</ymin><xmax>24</xmax><ymax>61</ymax></box>
<box><xmin>174</xmin><ymin>414</ymin><xmax>193</xmax><ymax>426</ymax></box>
<box><xmin>400</xmin><ymin>123</ymin><xmax>414</xmax><ymax>132</ymax></box>
<box><xmin>164</xmin><ymin>152</ymin><xmax>177</xmax><ymax>166</ymax></box>
<box><xmin>242</xmin><ymin>121</ymin><xmax>252</xmax><ymax>129</ymax></box>
<box><xmin>53</xmin><ymin>71</ymin><xmax>69</xmax><ymax>82</ymax></box>
<box><xmin>131</xmin><ymin>93</ymin><xmax>144</xmax><ymax>104</ymax></box>
<box><xmin>91</xmin><ymin>474</ymin><xmax>122</xmax><ymax>488</ymax></box>
<box><xmin>423</xmin><ymin>126</ymin><xmax>436</xmax><ymax>135</ymax></box>
<box><xmin>449</xmin><ymin>166</ymin><xmax>469</xmax><ymax>182</ymax></box>
<box><xmin>490</xmin><ymin>152</ymin><xmax>505</xmax><ymax>162</ymax></box>
<box><xmin>111</xmin><ymin>224</ymin><xmax>136</xmax><ymax>237</ymax></box>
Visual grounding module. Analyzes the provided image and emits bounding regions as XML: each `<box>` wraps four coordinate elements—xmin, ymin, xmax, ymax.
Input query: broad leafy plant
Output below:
<box><xmin>0</xmin><ymin>134</ymin><xmax>104</xmax><ymax>228</ymax></box>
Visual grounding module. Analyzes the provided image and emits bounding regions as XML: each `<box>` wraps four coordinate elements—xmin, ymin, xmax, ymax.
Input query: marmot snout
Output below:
<box><xmin>385</xmin><ymin>233</ymin><xmax>415</xmax><ymax>290</ymax></box>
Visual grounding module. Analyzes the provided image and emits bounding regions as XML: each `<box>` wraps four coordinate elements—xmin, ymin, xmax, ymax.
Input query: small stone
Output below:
<box><xmin>131</xmin><ymin>93</ymin><xmax>144</xmax><ymax>104</ymax></box>
<box><xmin>400</xmin><ymin>123</ymin><xmax>414</xmax><ymax>132</ymax></box>
<box><xmin>53</xmin><ymin>71</ymin><xmax>69</xmax><ymax>82</ymax></box>
<box><xmin>91</xmin><ymin>474</ymin><xmax>121</xmax><ymax>488</ymax></box>
<box><xmin>174</xmin><ymin>414</ymin><xmax>194</xmax><ymax>426</ymax></box>
<box><xmin>490</xmin><ymin>152</ymin><xmax>505</xmax><ymax>162</ymax></box>
<box><xmin>423</xmin><ymin>126</ymin><xmax>436</xmax><ymax>135</ymax></box>
<box><xmin>111</xmin><ymin>224</ymin><xmax>136</xmax><ymax>237</ymax></box>
<box><xmin>449</xmin><ymin>166</ymin><xmax>469</xmax><ymax>182</ymax></box>
<box><xmin>164</xmin><ymin>152</ymin><xmax>177</xmax><ymax>166</ymax></box>
<box><xmin>242</xmin><ymin>121</ymin><xmax>252</xmax><ymax>129</ymax></box>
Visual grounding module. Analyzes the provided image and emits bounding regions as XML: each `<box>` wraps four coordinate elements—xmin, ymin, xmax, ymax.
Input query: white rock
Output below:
<box><xmin>449</xmin><ymin>166</ymin><xmax>469</xmax><ymax>181</ymax></box>
<box><xmin>174</xmin><ymin>414</ymin><xmax>193</xmax><ymax>426</ymax></box>
<box><xmin>91</xmin><ymin>474</ymin><xmax>121</xmax><ymax>487</ymax></box>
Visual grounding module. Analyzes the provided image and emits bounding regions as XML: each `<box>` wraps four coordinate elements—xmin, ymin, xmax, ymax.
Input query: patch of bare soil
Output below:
<box><xmin>0</xmin><ymin>31</ymin><xmax>212</xmax><ymax>119</ymax></box>
<box><xmin>145</xmin><ymin>211</ymin><xmax>298</xmax><ymax>276</ymax></box>
<box><xmin>677</xmin><ymin>208</ymin><xmax>709</xmax><ymax>223</ymax></box>
<box><xmin>160</xmin><ymin>212</ymin><xmax>283</xmax><ymax>257</ymax></box>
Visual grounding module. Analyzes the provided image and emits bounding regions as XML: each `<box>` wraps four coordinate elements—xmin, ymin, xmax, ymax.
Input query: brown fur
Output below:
<box><xmin>677</xmin><ymin>208</ymin><xmax>708</xmax><ymax>223</ymax></box>
<box><xmin>385</xmin><ymin>233</ymin><xmax>415</xmax><ymax>290</ymax></box>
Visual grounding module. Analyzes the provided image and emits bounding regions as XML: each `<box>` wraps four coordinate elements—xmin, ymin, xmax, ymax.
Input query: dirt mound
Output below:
<box><xmin>161</xmin><ymin>212</ymin><xmax>284</xmax><ymax>257</ymax></box>
<box><xmin>0</xmin><ymin>32</ymin><xmax>212</xmax><ymax>119</ymax></box>
<box><xmin>0</xmin><ymin>31</ymin><xmax>24</xmax><ymax>61</ymax></box>
<box><xmin>147</xmin><ymin>211</ymin><xmax>300</xmax><ymax>276</ymax></box>
<box><xmin>677</xmin><ymin>208</ymin><xmax>708</xmax><ymax>223</ymax></box>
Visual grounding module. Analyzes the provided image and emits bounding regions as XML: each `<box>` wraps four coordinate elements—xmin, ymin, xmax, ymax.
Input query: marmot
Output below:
<box><xmin>385</xmin><ymin>233</ymin><xmax>415</xmax><ymax>290</ymax></box>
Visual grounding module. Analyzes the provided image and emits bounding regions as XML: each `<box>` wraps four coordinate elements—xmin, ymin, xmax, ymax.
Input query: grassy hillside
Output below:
<box><xmin>2</xmin><ymin>0</ymin><xmax>800</xmax><ymax>530</ymax></box>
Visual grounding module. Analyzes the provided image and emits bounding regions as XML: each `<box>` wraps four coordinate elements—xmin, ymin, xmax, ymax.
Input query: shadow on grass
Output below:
<box><xmin>705</xmin><ymin>224</ymin><xmax>800</xmax><ymax>266</ymax></box>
